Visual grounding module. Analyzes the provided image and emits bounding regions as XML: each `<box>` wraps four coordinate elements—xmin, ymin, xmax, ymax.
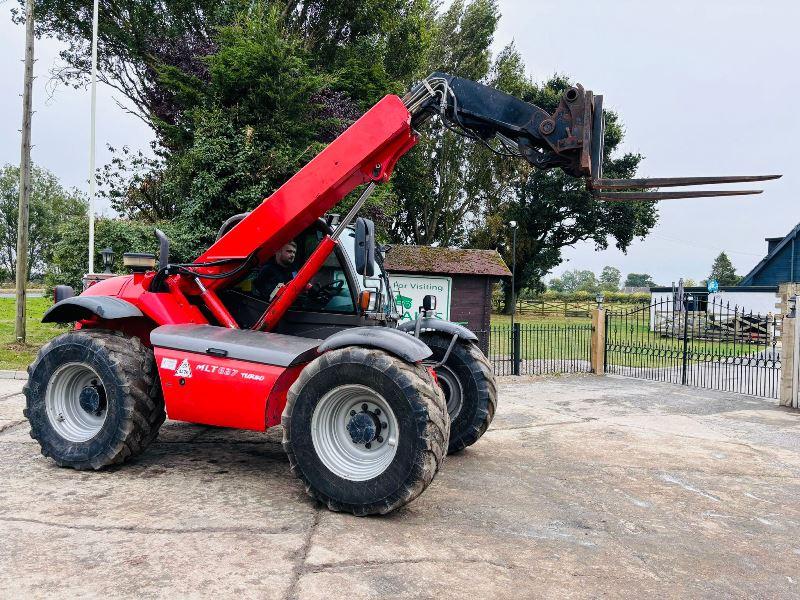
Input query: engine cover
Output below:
<box><xmin>151</xmin><ymin>325</ymin><xmax>321</xmax><ymax>430</ymax></box>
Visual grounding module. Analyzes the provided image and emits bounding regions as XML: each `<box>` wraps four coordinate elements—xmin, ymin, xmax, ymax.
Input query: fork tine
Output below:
<box><xmin>595</xmin><ymin>190</ymin><xmax>764</xmax><ymax>202</ymax></box>
<box><xmin>590</xmin><ymin>175</ymin><xmax>781</xmax><ymax>190</ymax></box>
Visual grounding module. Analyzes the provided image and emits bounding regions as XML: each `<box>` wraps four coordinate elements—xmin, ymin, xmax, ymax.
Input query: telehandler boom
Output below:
<box><xmin>25</xmin><ymin>72</ymin><xmax>779</xmax><ymax>515</ymax></box>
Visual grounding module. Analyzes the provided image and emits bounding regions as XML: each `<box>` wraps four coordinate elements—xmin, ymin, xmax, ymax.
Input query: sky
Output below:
<box><xmin>0</xmin><ymin>7</ymin><xmax>151</xmax><ymax>207</ymax></box>
<box><xmin>1</xmin><ymin>1</ymin><xmax>797</xmax><ymax>286</ymax></box>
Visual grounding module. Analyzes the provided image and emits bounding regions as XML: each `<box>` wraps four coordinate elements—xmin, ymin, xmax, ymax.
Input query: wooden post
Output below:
<box><xmin>777</xmin><ymin>284</ymin><xmax>800</xmax><ymax>409</ymax></box>
<box><xmin>779</xmin><ymin>314</ymin><xmax>795</xmax><ymax>408</ymax></box>
<box><xmin>590</xmin><ymin>307</ymin><xmax>605</xmax><ymax>375</ymax></box>
<box><xmin>15</xmin><ymin>0</ymin><xmax>34</xmax><ymax>344</ymax></box>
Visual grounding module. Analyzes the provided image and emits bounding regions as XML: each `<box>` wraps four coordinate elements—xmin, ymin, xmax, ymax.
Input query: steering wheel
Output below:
<box><xmin>308</xmin><ymin>280</ymin><xmax>345</xmax><ymax>305</ymax></box>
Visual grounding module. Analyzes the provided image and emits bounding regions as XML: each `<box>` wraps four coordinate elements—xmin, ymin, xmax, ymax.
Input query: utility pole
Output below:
<box><xmin>15</xmin><ymin>0</ymin><xmax>34</xmax><ymax>343</ymax></box>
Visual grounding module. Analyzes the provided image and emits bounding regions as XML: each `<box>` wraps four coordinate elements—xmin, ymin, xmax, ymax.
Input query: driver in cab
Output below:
<box><xmin>255</xmin><ymin>240</ymin><xmax>297</xmax><ymax>300</ymax></box>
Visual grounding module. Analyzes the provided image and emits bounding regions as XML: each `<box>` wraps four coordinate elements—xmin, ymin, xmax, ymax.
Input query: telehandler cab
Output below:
<box><xmin>26</xmin><ymin>72</ymin><xmax>779</xmax><ymax>515</ymax></box>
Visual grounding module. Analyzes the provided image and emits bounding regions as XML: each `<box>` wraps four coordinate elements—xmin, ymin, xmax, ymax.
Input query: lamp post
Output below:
<box><xmin>100</xmin><ymin>247</ymin><xmax>114</xmax><ymax>274</ymax></box>
<box><xmin>509</xmin><ymin>220</ymin><xmax>518</xmax><ymax>330</ymax></box>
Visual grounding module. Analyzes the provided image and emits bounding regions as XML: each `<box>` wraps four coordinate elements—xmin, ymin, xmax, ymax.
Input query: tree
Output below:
<box><xmin>547</xmin><ymin>276</ymin><xmax>565</xmax><ymax>293</ymax></box>
<box><xmin>97</xmin><ymin>146</ymin><xmax>176</xmax><ymax>222</ymax></box>
<box><xmin>25</xmin><ymin>0</ymin><xmax>434</xmax><ymax>243</ymax></box>
<box><xmin>548</xmin><ymin>270</ymin><xmax>599</xmax><ymax>294</ymax></box>
<box><xmin>20</xmin><ymin>0</ymin><xmax>433</xmax><ymax>146</ymax></box>
<box><xmin>709</xmin><ymin>252</ymin><xmax>740</xmax><ymax>286</ymax></box>
<box><xmin>623</xmin><ymin>273</ymin><xmax>656</xmax><ymax>288</ymax></box>
<box><xmin>20</xmin><ymin>0</ymin><xmax>657</xmax><ymax>298</ymax></box>
<box><xmin>0</xmin><ymin>164</ymin><xmax>85</xmax><ymax>281</ymax></box>
<box><xmin>599</xmin><ymin>266</ymin><xmax>621</xmax><ymax>292</ymax></box>
<box><xmin>46</xmin><ymin>215</ymin><xmax>195</xmax><ymax>290</ymax></box>
<box><xmin>391</xmin><ymin>0</ymin><xmax>500</xmax><ymax>246</ymax></box>
<box><xmin>448</xmin><ymin>38</ymin><xmax>657</xmax><ymax>312</ymax></box>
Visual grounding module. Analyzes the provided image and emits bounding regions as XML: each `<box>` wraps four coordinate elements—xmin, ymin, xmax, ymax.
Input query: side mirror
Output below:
<box><xmin>422</xmin><ymin>294</ymin><xmax>437</xmax><ymax>312</ymax></box>
<box><xmin>354</xmin><ymin>217</ymin><xmax>375</xmax><ymax>277</ymax></box>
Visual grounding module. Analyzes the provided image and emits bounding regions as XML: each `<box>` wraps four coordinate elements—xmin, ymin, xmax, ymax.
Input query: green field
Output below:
<box><xmin>0</xmin><ymin>298</ymin><xmax>63</xmax><ymax>370</ymax></box>
<box><xmin>603</xmin><ymin>321</ymin><xmax>770</xmax><ymax>368</ymax></box>
<box><xmin>486</xmin><ymin>315</ymin><xmax>592</xmax><ymax>362</ymax></box>
<box><xmin>491</xmin><ymin>313</ymin><xmax>591</xmax><ymax>326</ymax></box>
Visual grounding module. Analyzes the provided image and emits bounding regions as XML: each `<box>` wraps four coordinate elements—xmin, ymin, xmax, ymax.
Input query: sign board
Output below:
<box><xmin>707</xmin><ymin>279</ymin><xmax>719</xmax><ymax>293</ymax></box>
<box><xmin>390</xmin><ymin>275</ymin><xmax>452</xmax><ymax>323</ymax></box>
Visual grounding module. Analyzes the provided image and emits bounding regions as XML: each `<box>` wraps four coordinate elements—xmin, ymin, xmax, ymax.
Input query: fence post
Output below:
<box><xmin>590</xmin><ymin>307</ymin><xmax>605</xmax><ymax>374</ymax></box>
<box><xmin>779</xmin><ymin>295</ymin><xmax>799</xmax><ymax>409</ymax></box>
<box><xmin>680</xmin><ymin>309</ymin><xmax>690</xmax><ymax>385</ymax></box>
<box><xmin>512</xmin><ymin>323</ymin><xmax>521</xmax><ymax>375</ymax></box>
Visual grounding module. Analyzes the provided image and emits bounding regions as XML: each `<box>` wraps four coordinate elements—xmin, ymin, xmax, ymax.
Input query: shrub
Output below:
<box><xmin>45</xmin><ymin>216</ymin><xmax>194</xmax><ymax>291</ymax></box>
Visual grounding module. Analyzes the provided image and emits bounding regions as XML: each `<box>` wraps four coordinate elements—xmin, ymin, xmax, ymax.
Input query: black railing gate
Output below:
<box><xmin>605</xmin><ymin>297</ymin><xmax>781</xmax><ymax>398</ymax></box>
<box><xmin>476</xmin><ymin>322</ymin><xmax>593</xmax><ymax>377</ymax></box>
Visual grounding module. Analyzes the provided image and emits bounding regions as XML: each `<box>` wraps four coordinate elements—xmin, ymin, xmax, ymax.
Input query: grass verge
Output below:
<box><xmin>0</xmin><ymin>298</ymin><xmax>64</xmax><ymax>370</ymax></box>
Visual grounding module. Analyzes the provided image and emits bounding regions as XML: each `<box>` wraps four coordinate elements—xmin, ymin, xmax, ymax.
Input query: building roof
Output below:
<box><xmin>739</xmin><ymin>223</ymin><xmax>800</xmax><ymax>286</ymax></box>
<box><xmin>384</xmin><ymin>245</ymin><xmax>511</xmax><ymax>277</ymax></box>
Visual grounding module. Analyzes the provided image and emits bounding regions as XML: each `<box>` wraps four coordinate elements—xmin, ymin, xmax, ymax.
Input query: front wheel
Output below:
<box><xmin>282</xmin><ymin>347</ymin><xmax>449</xmax><ymax>516</ymax></box>
<box><xmin>420</xmin><ymin>333</ymin><xmax>497</xmax><ymax>454</ymax></box>
<box><xmin>24</xmin><ymin>330</ymin><xmax>165</xmax><ymax>470</ymax></box>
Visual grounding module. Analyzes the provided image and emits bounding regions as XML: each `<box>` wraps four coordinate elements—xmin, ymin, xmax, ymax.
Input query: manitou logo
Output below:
<box><xmin>174</xmin><ymin>359</ymin><xmax>192</xmax><ymax>378</ymax></box>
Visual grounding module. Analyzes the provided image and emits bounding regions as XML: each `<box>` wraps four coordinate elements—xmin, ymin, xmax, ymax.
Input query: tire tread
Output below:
<box><xmin>421</xmin><ymin>333</ymin><xmax>497</xmax><ymax>454</ymax></box>
<box><xmin>24</xmin><ymin>329</ymin><xmax>165</xmax><ymax>470</ymax></box>
<box><xmin>282</xmin><ymin>346</ymin><xmax>448</xmax><ymax>515</ymax></box>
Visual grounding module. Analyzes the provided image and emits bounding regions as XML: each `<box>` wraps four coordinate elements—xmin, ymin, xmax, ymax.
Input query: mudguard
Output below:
<box><xmin>42</xmin><ymin>296</ymin><xmax>144</xmax><ymax>323</ymax></box>
<box><xmin>397</xmin><ymin>318</ymin><xmax>478</xmax><ymax>342</ymax></box>
<box><xmin>319</xmin><ymin>326</ymin><xmax>432</xmax><ymax>363</ymax></box>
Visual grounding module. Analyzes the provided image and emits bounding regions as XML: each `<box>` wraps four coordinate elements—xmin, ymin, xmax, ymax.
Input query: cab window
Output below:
<box><xmin>290</xmin><ymin>230</ymin><xmax>356</xmax><ymax>313</ymax></box>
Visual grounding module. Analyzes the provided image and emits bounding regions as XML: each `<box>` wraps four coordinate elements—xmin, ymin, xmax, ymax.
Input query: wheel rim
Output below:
<box><xmin>311</xmin><ymin>384</ymin><xmax>400</xmax><ymax>482</ymax></box>
<box><xmin>435</xmin><ymin>364</ymin><xmax>463</xmax><ymax>420</ymax></box>
<box><xmin>45</xmin><ymin>362</ymin><xmax>108</xmax><ymax>442</ymax></box>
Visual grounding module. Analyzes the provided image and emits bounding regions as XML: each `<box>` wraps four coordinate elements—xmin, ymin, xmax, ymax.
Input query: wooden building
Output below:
<box><xmin>384</xmin><ymin>246</ymin><xmax>511</xmax><ymax>338</ymax></box>
<box><xmin>739</xmin><ymin>224</ymin><xmax>800</xmax><ymax>286</ymax></box>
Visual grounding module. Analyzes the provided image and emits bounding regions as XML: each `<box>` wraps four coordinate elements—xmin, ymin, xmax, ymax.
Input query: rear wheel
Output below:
<box><xmin>283</xmin><ymin>346</ymin><xmax>448</xmax><ymax>515</ymax></box>
<box><xmin>24</xmin><ymin>330</ymin><xmax>165</xmax><ymax>470</ymax></box>
<box><xmin>421</xmin><ymin>333</ymin><xmax>497</xmax><ymax>454</ymax></box>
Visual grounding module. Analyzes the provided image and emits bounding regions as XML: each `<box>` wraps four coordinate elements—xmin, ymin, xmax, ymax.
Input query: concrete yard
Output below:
<box><xmin>1</xmin><ymin>374</ymin><xmax>799</xmax><ymax>599</ymax></box>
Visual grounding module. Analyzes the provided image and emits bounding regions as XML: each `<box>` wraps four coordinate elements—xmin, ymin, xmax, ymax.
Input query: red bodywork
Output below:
<box><xmin>77</xmin><ymin>95</ymin><xmax>417</xmax><ymax>431</ymax></box>
<box><xmin>152</xmin><ymin>346</ymin><xmax>306</xmax><ymax>430</ymax></box>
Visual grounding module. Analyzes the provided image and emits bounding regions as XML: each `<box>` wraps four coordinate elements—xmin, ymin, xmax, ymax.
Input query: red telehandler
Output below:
<box><xmin>25</xmin><ymin>73</ymin><xmax>779</xmax><ymax>515</ymax></box>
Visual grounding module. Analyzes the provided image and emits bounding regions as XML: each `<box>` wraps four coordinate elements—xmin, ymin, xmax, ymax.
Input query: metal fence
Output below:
<box><xmin>605</xmin><ymin>297</ymin><xmax>781</xmax><ymax>398</ymax></box>
<box><xmin>475</xmin><ymin>323</ymin><xmax>593</xmax><ymax>376</ymax></box>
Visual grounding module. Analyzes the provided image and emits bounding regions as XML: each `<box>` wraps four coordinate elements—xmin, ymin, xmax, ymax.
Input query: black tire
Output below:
<box><xmin>421</xmin><ymin>333</ymin><xmax>497</xmax><ymax>455</ymax></box>
<box><xmin>282</xmin><ymin>346</ymin><xmax>449</xmax><ymax>516</ymax></box>
<box><xmin>24</xmin><ymin>329</ymin><xmax>165</xmax><ymax>470</ymax></box>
